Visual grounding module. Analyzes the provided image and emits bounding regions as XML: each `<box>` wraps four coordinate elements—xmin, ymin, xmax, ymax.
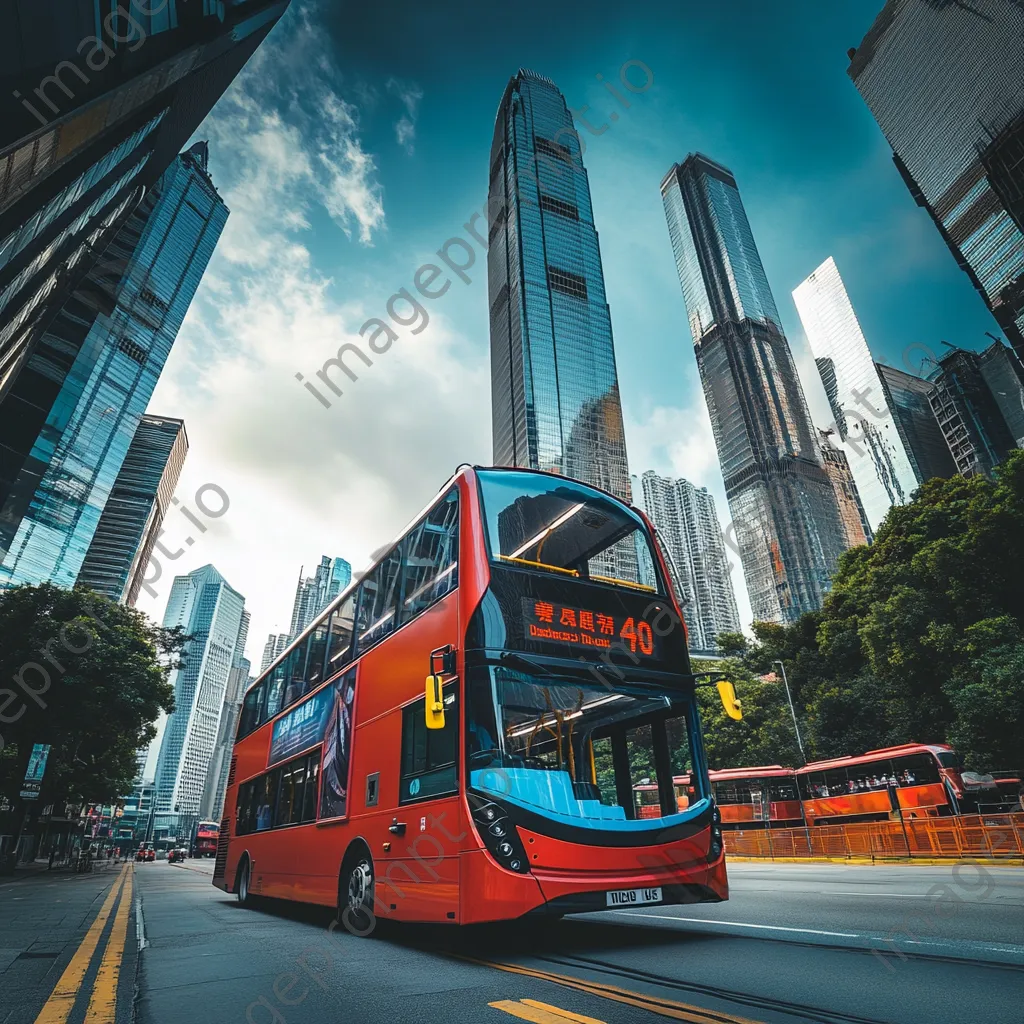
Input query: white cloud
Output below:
<box><xmin>136</xmin><ymin>7</ymin><xmax>487</xmax><ymax>679</ymax></box>
<box><xmin>386</xmin><ymin>77</ymin><xmax>424</xmax><ymax>155</ymax></box>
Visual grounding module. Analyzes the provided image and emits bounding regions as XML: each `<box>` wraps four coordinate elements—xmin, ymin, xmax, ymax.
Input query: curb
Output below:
<box><xmin>726</xmin><ymin>855</ymin><xmax>1024</xmax><ymax>867</ymax></box>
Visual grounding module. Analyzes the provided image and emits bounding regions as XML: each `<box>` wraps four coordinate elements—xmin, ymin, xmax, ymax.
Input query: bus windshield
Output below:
<box><xmin>477</xmin><ymin>469</ymin><xmax>663</xmax><ymax>593</ymax></box>
<box><xmin>466</xmin><ymin>663</ymin><xmax>701</xmax><ymax>827</ymax></box>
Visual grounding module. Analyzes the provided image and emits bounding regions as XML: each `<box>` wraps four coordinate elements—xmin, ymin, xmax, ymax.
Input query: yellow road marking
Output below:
<box><xmin>466</xmin><ymin>956</ymin><xmax>764</xmax><ymax>1024</ymax></box>
<box><xmin>83</xmin><ymin>866</ymin><xmax>133</xmax><ymax>1024</ymax></box>
<box><xmin>489</xmin><ymin>998</ymin><xmax>607</xmax><ymax>1023</ymax></box>
<box><xmin>34</xmin><ymin>864</ymin><xmax>130</xmax><ymax>1024</ymax></box>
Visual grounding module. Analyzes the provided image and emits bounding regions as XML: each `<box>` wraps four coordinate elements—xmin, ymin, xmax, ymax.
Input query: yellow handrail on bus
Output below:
<box><xmin>497</xmin><ymin>555</ymin><xmax>580</xmax><ymax>576</ymax></box>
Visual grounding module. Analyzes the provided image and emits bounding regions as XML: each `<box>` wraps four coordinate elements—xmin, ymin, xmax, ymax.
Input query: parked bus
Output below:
<box><xmin>194</xmin><ymin>820</ymin><xmax>219</xmax><ymax>858</ymax></box>
<box><xmin>635</xmin><ymin>767</ymin><xmax>802</xmax><ymax>829</ymax></box>
<box><xmin>215</xmin><ymin>466</ymin><xmax>728</xmax><ymax>927</ymax></box>
<box><xmin>795</xmin><ymin>743</ymin><xmax>1002</xmax><ymax>825</ymax></box>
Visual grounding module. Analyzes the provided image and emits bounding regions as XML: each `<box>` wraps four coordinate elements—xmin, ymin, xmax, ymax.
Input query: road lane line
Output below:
<box><xmin>610</xmin><ymin>911</ymin><xmax>859</xmax><ymax>938</ymax></box>
<box><xmin>489</xmin><ymin>998</ymin><xmax>607</xmax><ymax>1023</ymax></box>
<box><xmin>83</xmin><ymin>866</ymin><xmax>133</xmax><ymax>1024</ymax></box>
<box><xmin>461</xmin><ymin>956</ymin><xmax>764</xmax><ymax>1024</ymax></box>
<box><xmin>34</xmin><ymin>864</ymin><xmax>130</xmax><ymax>1024</ymax></box>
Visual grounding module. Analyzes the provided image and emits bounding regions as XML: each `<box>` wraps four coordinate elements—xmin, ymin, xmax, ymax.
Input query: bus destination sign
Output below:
<box><xmin>522</xmin><ymin>598</ymin><xmax>660</xmax><ymax>657</ymax></box>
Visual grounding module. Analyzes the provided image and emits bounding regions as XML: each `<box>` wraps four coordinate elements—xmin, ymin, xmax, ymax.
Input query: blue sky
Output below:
<box><xmin>138</xmin><ymin>0</ymin><xmax>1001</xmax><ymax>669</ymax></box>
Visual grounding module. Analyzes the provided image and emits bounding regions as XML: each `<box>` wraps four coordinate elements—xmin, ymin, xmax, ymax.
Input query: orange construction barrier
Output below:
<box><xmin>723</xmin><ymin>813</ymin><xmax>1024</xmax><ymax>861</ymax></box>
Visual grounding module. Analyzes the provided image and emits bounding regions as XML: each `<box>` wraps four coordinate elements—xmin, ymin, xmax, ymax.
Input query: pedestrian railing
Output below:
<box><xmin>722</xmin><ymin>813</ymin><xmax>1024</xmax><ymax>861</ymax></box>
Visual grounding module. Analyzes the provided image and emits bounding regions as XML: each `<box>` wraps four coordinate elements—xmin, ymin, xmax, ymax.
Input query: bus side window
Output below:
<box><xmin>326</xmin><ymin>593</ymin><xmax>356</xmax><ymax>676</ymax></box>
<box><xmin>264</xmin><ymin>665</ymin><xmax>285</xmax><ymax>722</ymax></box>
<box><xmin>357</xmin><ymin>547</ymin><xmax>403</xmax><ymax>648</ymax></box>
<box><xmin>401</xmin><ymin>488</ymin><xmax>459</xmax><ymax>620</ymax></box>
<box><xmin>305</xmin><ymin>622</ymin><xmax>329</xmax><ymax>694</ymax></box>
<box><xmin>283</xmin><ymin>639</ymin><xmax>309</xmax><ymax>708</ymax></box>
<box><xmin>399</xmin><ymin>683</ymin><xmax>459</xmax><ymax>804</ymax></box>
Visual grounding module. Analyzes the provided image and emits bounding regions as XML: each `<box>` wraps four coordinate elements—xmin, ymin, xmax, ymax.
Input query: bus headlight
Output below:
<box><xmin>468</xmin><ymin>796</ymin><xmax>531</xmax><ymax>874</ymax></box>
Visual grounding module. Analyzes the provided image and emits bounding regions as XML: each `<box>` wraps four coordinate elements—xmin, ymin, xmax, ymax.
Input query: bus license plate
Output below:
<box><xmin>606</xmin><ymin>887</ymin><xmax>662</xmax><ymax>907</ymax></box>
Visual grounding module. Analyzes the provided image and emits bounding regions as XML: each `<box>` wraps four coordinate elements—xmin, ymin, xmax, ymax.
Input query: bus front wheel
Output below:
<box><xmin>338</xmin><ymin>848</ymin><xmax>376</xmax><ymax>937</ymax></box>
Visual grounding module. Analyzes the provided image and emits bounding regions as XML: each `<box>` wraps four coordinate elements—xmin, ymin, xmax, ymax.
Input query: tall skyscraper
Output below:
<box><xmin>260</xmin><ymin>633</ymin><xmax>290</xmax><ymax>673</ymax></box>
<box><xmin>817</xmin><ymin>429</ymin><xmax>873</xmax><ymax>549</ymax></box>
<box><xmin>633</xmin><ymin>471</ymin><xmax>740</xmax><ymax>652</ymax></box>
<box><xmin>487</xmin><ymin>69</ymin><xmax>632</xmax><ymax>502</ymax></box>
<box><xmin>0</xmin><ymin>1</ymin><xmax>290</xmax><ymax>406</ymax></box>
<box><xmin>77</xmin><ymin>414</ymin><xmax>188</xmax><ymax>604</ymax></box>
<box><xmin>849</xmin><ymin>1</ymin><xmax>1024</xmax><ymax>357</ymax></box>
<box><xmin>927</xmin><ymin>341</ymin><xmax>1022</xmax><ymax>478</ymax></box>
<box><xmin>288</xmin><ymin>555</ymin><xmax>352</xmax><ymax>637</ymax></box>
<box><xmin>793</xmin><ymin>256</ymin><xmax>921</xmax><ymax>531</ymax></box>
<box><xmin>0</xmin><ymin>143</ymin><xmax>226</xmax><ymax>589</ymax></box>
<box><xmin>875</xmin><ymin>363</ymin><xmax>958</xmax><ymax>484</ymax></box>
<box><xmin>152</xmin><ymin>565</ymin><xmax>246</xmax><ymax>827</ymax></box>
<box><xmin>200</xmin><ymin>611</ymin><xmax>251</xmax><ymax>822</ymax></box>
<box><xmin>661</xmin><ymin>153</ymin><xmax>848</xmax><ymax>624</ymax></box>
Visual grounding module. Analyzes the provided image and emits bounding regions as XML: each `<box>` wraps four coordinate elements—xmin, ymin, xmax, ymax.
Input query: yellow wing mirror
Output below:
<box><xmin>425</xmin><ymin>674</ymin><xmax>446</xmax><ymax>730</ymax></box>
<box><xmin>716</xmin><ymin>680</ymin><xmax>743</xmax><ymax>721</ymax></box>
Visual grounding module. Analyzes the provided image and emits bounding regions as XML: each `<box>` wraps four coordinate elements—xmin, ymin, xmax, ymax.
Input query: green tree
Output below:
<box><xmin>0</xmin><ymin>585</ymin><xmax>182</xmax><ymax>814</ymax></box>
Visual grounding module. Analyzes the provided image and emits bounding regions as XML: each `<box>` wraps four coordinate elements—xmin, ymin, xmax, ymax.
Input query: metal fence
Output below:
<box><xmin>723</xmin><ymin>813</ymin><xmax>1024</xmax><ymax>861</ymax></box>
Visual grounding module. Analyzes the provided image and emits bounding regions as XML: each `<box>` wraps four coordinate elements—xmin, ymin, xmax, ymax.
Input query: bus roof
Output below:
<box><xmin>709</xmin><ymin>765</ymin><xmax>795</xmax><ymax>780</ymax></box>
<box><xmin>797</xmin><ymin>743</ymin><xmax>953</xmax><ymax>774</ymax></box>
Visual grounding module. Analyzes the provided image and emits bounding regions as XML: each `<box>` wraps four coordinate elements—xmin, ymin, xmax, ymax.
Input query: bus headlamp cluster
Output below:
<box><xmin>469</xmin><ymin>797</ymin><xmax>530</xmax><ymax>873</ymax></box>
<box><xmin>709</xmin><ymin>802</ymin><xmax>723</xmax><ymax>860</ymax></box>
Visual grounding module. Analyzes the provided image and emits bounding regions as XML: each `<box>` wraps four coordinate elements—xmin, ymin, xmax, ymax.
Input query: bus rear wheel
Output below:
<box><xmin>339</xmin><ymin>849</ymin><xmax>376</xmax><ymax>937</ymax></box>
<box><xmin>236</xmin><ymin>856</ymin><xmax>254</xmax><ymax>907</ymax></box>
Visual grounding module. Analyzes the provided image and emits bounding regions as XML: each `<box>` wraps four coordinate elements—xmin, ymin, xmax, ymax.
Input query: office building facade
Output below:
<box><xmin>875</xmin><ymin>363</ymin><xmax>959</xmax><ymax>484</ymax></box>
<box><xmin>77</xmin><ymin>414</ymin><xmax>187</xmax><ymax>603</ymax></box>
<box><xmin>633</xmin><ymin>471</ymin><xmax>741</xmax><ymax>652</ymax></box>
<box><xmin>849</xmin><ymin>0</ymin><xmax>1024</xmax><ymax>356</ymax></box>
<box><xmin>200</xmin><ymin>610</ymin><xmax>250</xmax><ymax>822</ymax></box>
<box><xmin>0</xmin><ymin>144</ymin><xmax>225</xmax><ymax>589</ymax></box>
<box><xmin>817</xmin><ymin>429</ymin><xmax>872</xmax><ymax>549</ymax></box>
<box><xmin>661</xmin><ymin>153</ymin><xmax>848</xmax><ymax>624</ymax></box>
<box><xmin>794</xmin><ymin>257</ymin><xmax>922</xmax><ymax>532</ymax></box>
<box><xmin>152</xmin><ymin>565</ymin><xmax>246</xmax><ymax>827</ymax></box>
<box><xmin>487</xmin><ymin>69</ymin><xmax>632</xmax><ymax>503</ymax></box>
<box><xmin>0</xmin><ymin>1</ymin><xmax>289</xmax><ymax>407</ymax></box>
<box><xmin>289</xmin><ymin>555</ymin><xmax>351</xmax><ymax>637</ymax></box>
<box><xmin>927</xmin><ymin>342</ymin><xmax>1022</xmax><ymax>478</ymax></box>
<box><xmin>260</xmin><ymin>633</ymin><xmax>290</xmax><ymax>674</ymax></box>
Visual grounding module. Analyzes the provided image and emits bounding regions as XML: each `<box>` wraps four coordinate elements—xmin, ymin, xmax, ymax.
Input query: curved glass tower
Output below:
<box><xmin>487</xmin><ymin>69</ymin><xmax>631</xmax><ymax>503</ymax></box>
<box><xmin>661</xmin><ymin>154</ymin><xmax>847</xmax><ymax>624</ymax></box>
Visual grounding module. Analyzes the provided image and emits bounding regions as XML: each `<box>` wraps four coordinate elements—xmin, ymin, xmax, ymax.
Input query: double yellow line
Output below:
<box><xmin>35</xmin><ymin>862</ymin><xmax>134</xmax><ymax>1024</ymax></box>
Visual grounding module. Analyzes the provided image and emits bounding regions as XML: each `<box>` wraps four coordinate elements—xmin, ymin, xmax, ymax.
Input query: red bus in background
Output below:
<box><xmin>991</xmin><ymin>774</ymin><xmax>1023</xmax><ymax>813</ymax></box>
<box><xmin>194</xmin><ymin>820</ymin><xmax>219</xmax><ymax>858</ymax></box>
<box><xmin>636</xmin><ymin>767</ymin><xmax>802</xmax><ymax>829</ymax></box>
<box><xmin>216</xmin><ymin>466</ymin><xmax>728</xmax><ymax>928</ymax></box>
<box><xmin>795</xmin><ymin>743</ymin><xmax>1005</xmax><ymax>825</ymax></box>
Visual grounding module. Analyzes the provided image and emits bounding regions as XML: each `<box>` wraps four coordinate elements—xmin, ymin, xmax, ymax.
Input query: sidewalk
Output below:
<box><xmin>1</xmin><ymin>856</ymin><xmax>119</xmax><ymax>883</ymax></box>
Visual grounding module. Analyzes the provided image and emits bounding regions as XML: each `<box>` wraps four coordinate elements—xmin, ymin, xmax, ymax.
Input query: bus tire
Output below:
<box><xmin>338</xmin><ymin>845</ymin><xmax>376</xmax><ymax>937</ymax></box>
<box><xmin>236</xmin><ymin>855</ymin><xmax>254</xmax><ymax>907</ymax></box>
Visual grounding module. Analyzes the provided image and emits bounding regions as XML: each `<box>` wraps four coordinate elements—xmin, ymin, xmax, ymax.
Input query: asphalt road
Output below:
<box><xmin>3</xmin><ymin>859</ymin><xmax>1022</xmax><ymax>1024</ymax></box>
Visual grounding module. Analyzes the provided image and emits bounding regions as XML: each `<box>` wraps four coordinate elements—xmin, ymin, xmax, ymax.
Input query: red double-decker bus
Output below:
<box><xmin>796</xmin><ymin>743</ymin><xmax>1002</xmax><ymax>825</ymax></box>
<box><xmin>635</xmin><ymin>767</ymin><xmax>802</xmax><ymax>829</ymax></box>
<box><xmin>194</xmin><ymin>820</ymin><xmax>219</xmax><ymax>858</ymax></box>
<box><xmin>214</xmin><ymin>466</ymin><xmax>728</xmax><ymax>927</ymax></box>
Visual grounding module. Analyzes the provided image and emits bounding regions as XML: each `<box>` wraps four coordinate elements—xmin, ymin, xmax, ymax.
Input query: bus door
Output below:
<box><xmin>377</xmin><ymin>680</ymin><xmax>462</xmax><ymax>923</ymax></box>
<box><xmin>750</xmin><ymin>786</ymin><xmax>766</xmax><ymax>822</ymax></box>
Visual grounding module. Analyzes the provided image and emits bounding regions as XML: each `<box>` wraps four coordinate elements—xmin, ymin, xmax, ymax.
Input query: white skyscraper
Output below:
<box><xmin>633</xmin><ymin>472</ymin><xmax>741</xmax><ymax>652</ymax></box>
<box><xmin>152</xmin><ymin>565</ymin><xmax>246</xmax><ymax>828</ymax></box>
<box><xmin>793</xmin><ymin>257</ymin><xmax>921</xmax><ymax>532</ymax></box>
<box><xmin>260</xmin><ymin>633</ymin><xmax>290</xmax><ymax>673</ymax></box>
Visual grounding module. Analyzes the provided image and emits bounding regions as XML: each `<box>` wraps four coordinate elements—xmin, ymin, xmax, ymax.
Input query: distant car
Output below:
<box><xmin>168</xmin><ymin>848</ymin><xmax>189</xmax><ymax>863</ymax></box>
<box><xmin>136</xmin><ymin>846</ymin><xmax>155</xmax><ymax>862</ymax></box>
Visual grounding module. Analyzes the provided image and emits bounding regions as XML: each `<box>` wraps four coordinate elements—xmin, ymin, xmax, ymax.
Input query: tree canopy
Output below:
<box><xmin>710</xmin><ymin>451</ymin><xmax>1024</xmax><ymax>773</ymax></box>
<box><xmin>0</xmin><ymin>585</ymin><xmax>182</xmax><ymax>810</ymax></box>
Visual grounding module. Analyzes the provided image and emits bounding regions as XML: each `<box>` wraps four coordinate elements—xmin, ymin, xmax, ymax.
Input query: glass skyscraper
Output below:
<box><xmin>0</xmin><ymin>144</ymin><xmax>226</xmax><ymax>589</ymax></box>
<box><xmin>289</xmin><ymin>555</ymin><xmax>352</xmax><ymax>636</ymax></box>
<box><xmin>0</xmin><ymin>1</ymin><xmax>290</xmax><ymax>408</ymax></box>
<box><xmin>661</xmin><ymin>154</ymin><xmax>848</xmax><ymax>624</ymax></box>
<box><xmin>153</xmin><ymin>564</ymin><xmax>246</xmax><ymax>824</ymax></box>
<box><xmin>794</xmin><ymin>256</ymin><xmax>922</xmax><ymax>531</ymax></box>
<box><xmin>488</xmin><ymin>69</ymin><xmax>632</xmax><ymax>503</ymax></box>
<box><xmin>874</xmin><ymin>363</ymin><xmax>958</xmax><ymax>483</ymax></box>
<box><xmin>77</xmin><ymin>414</ymin><xmax>188</xmax><ymax>604</ymax></box>
<box><xmin>849</xmin><ymin>0</ymin><xmax>1024</xmax><ymax>357</ymax></box>
<box><xmin>633</xmin><ymin>471</ymin><xmax>740</xmax><ymax>652</ymax></box>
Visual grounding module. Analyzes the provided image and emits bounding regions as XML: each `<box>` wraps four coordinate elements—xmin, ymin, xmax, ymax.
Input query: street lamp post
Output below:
<box><xmin>773</xmin><ymin>660</ymin><xmax>806</xmax><ymax>765</ymax></box>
